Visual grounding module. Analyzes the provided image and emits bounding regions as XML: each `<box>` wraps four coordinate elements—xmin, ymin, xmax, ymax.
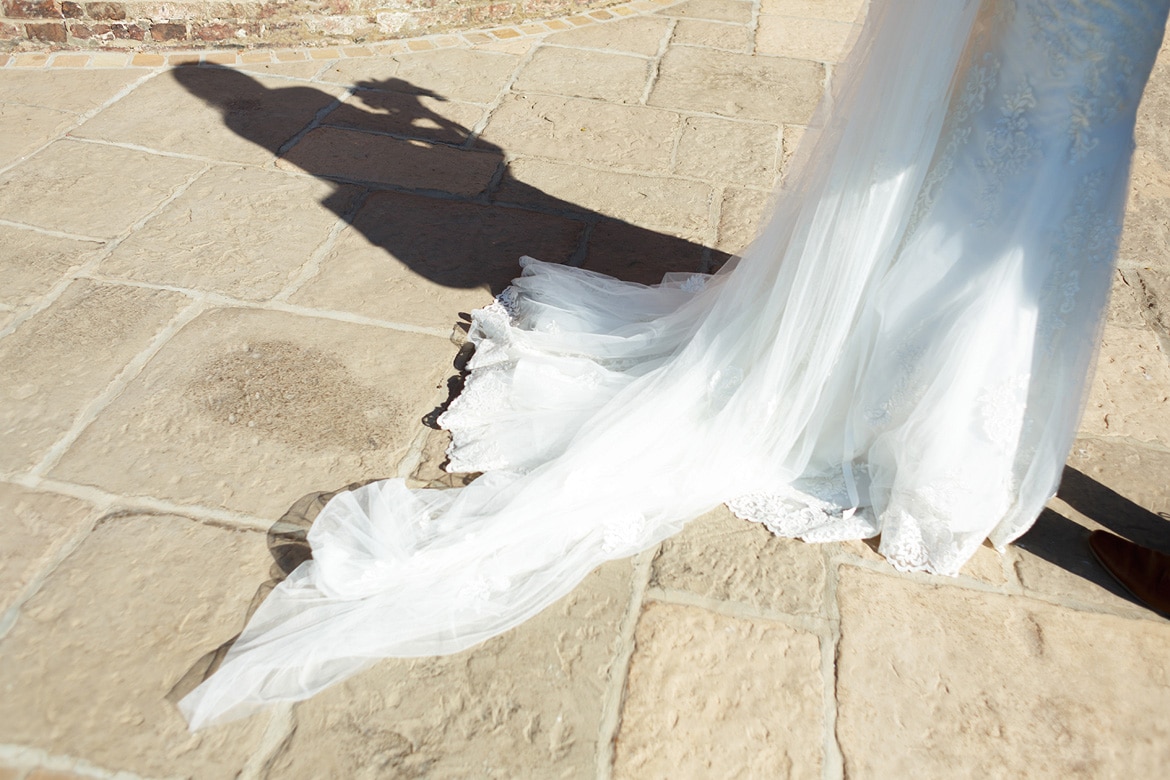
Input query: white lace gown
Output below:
<box><xmin>180</xmin><ymin>0</ymin><xmax>1170</xmax><ymax>728</ymax></box>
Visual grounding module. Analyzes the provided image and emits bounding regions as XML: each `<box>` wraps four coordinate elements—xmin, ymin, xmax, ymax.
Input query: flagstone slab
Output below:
<box><xmin>674</xmin><ymin>115</ymin><xmax>780</xmax><ymax>187</ymax></box>
<box><xmin>1135</xmin><ymin>265</ymin><xmax>1170</xmax><ymax>341</ymax></box>
<box><xmin>236</xmin><ymin>59</ymin><xmax>334</xmax><ymax>80</ymax></box>
<box><xmin>480</xmin><ymin>93</ymin><xmax>679</xmax><ymax>173</ymax></box>
<box><xmin>1011</xmin><ymin>438</ymin><xmax>1170</xmax><ymax>618</ymax></box>
<box><xmin>1080</xmin><ymin>322</ymin><xmax>1170</xmax><ymax>443</ymax></box>
<box><xmin>613</xmin><ymin>601</ymin><xmax>823</xmax><ymax>778</ymax></box>
<box><xmin>671</xmin><ymin>18</ymin><xmax>753</xmax><ymax>51</ymax></box>
<box><xmin>0</xmin><ymin>484</ymin><xmax>96</xmax><ymax>614</ymax></box>
<box><xmin>0</xmin><ymin>225</ymin><xmax>103</xmax><ymax>309</ymax></box>
<box><xmin>321</xmin><ymin>49</ymin><xmax>521</xmax><ymax>103</ymax></box>
<box><xmin>0</xmin><ymin>104</ymin><xmax>75</xmax><ymax>169</ymax></box>
<box><xmin>290</xmin><ymin>191</ymin><xmax>585</xmax><ymax>330</ymax></box>
<box><xmin>651</xmin><ymin>505</ymin><xmax>827</xmax><ymax>615</ymax></box>
<box><xmin>580</xmin><ymin>218</ymin><xmax>706</xmax><ymax>284</ymax></box>
<box><xmin>649</xmin><ymin>46</ymin><xmax>824</xmax><ymax>123</ymax></box>
<box><xmin>0</xmin><ymin>140</ymin><xmax>204</xmax><ymax>239</ymax></box>
<box><xmin>1109</xmin><ymin>269</ymin><xmax>1154</xmax><ymax>329</ymax></box>
<box><xmin>269</xmin><ymin>558</ymin><xmax>634</xmax><ymax>779</ymax></box>
<box><xmin>497</xmin><ymin>158</ymin><xmax>713</xmax><ymax>240</ymax></box>
<box><xmin>0</xmin><ymin>280</ymin><xmax>187</xmax><ymax>474</ymax></box>
<box><xmin>0</xmin><ymin>69</ymin><xmax>142</xmax><ymax>115</ymax></box>
<box><xmin>0</xmin><ymin>513</ymin><xmax>272</xmax><ymax>779</ymax></box>
<box><xmin>278</xmin><ymin>126</ymin><xmax>500</xmax><ymax>195</ymax></box>
<box><xmin>513</xmin><ymin>46</ymin><xmax>651</xmax><ymax>103</ymax></box>
<box><xmin>99</xmin><ymin>166</ymin><xmax>356</xmax><ymax>301</ymax></box>
<box><xmin>657</xmin><ymin>0</ymin><xmax>753</xmax><ymax>24</ymax></box>
<box><xmin>760</xmin><ymin>0</ymin><xmax>866</xmax><ymax>23</ymax></box>
<box><xmin>716</xmin><ymin>186</ymin><xmax>772</xmax><ymax>252</ymax></box>
<box><xmin>1119</xmin><ymin>162</ymin><xmax>1170</xmax><ymax>267</ymax></box>
<box><xmin>756</xmin><ymin>14</ymin><xmax>855</xmax><ymax>62</ymax></box>
<box><xmin>324</xmin><ymin>89</ymin><xmax>485</xmax><ymax>146</ymax></box>
<box><xmin>544</xmin><ymin>15</ymin><xmax>672</xmax><ymax>55</ymax></box>
<box><xmin>836</xmin><ymin>566</ymin><xmax>1170</xmax><ymax>777</ymax></box>
<box><xmin>72</xmin><ymin>68</ymin><xmax>345</xmax><ymax>165</ymax></box>
<box><xmin>49</xmin><ymin>307</ymin><xmax>451</xmax><ymax>518</ymax></box>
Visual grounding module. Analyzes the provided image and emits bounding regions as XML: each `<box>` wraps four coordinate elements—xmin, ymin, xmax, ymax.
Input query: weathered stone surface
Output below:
<box><xmin>0</xmin><ymin>140</ymin><xmax>203</xmax><ymax>239</ymax></box>
<box><xmin>580</xmin><ymin>218</ymin><xmax>706</xmax><ymax>284</ymax></box>
<box><xmin>649</xmin><ymin>46</ymin><xmax>824</xmax><ymax>123</ymax></box>
<box><xmin>1110</xmin><ymin>268</ymin><xmax>1154</xmax><ymax>329</ymax></box>
<box><xmin>0</xmin><ymin>104</ymin><xmax>75</xmax><ymax>169</ymax></box>
<box><xmin>338</xmin><ymin>49</ymin><xmax>519</xmax><ymax>103</ymax></box>
<box><xmin>836</xmin><ymin>566</ymin><xmax>1170</xmax><ymax>776</ymax></box>
<box><xmin>0</xmin><ymin>484</ymin><xmax>95</xmax><ymax>614</ymax></box>
<box><xmin>50</xmin><ymin>307</ymin><xmax>451</xmax><ymax>518</ymax></box>
<box><xmin>291</xmin><ymin>190</ymin><xmax>584</xmax><ymax>330</ymax></box>
<box><xmin>99</xmin><ymin>165</ymin><xmax>354</xmax><ymax>300</ymax></box>
<box><xmin>613</xmin><ymin>601</ymin><xmax>823</xmax><ymax>778</ymax></box>
<box><xmin>658</xmin><ymin>0</ymin><xmax>753</xmax><ymax>24</ymax></box>
<box><xmin>756</xmin><ymin>14</ymin><xmax>855</xmax><ymax>62</ymax></box>
<box><xmin>269</xmin><ymin>558</ymin><xmax>634</xmax><ymax>779</ymax></box>
<box><xmin>716</xmin><ymin>185</ymin><xmax>772</xmax><ymax>252</ymax></box>
<box><xmin>1134</xmin><ymin>32</ymin><xmax>1170</xmax><ymax>173</ymax></box>
<box><xmin>278</xmin><ymin>126</ymin><xmax>500</xmax><ymax>195</ymax></box>
<box><xmin>544</xmin><ymin>15</ymin><xmax>670</xmax><ymax>55</ymax></box>
<box><xmin>1118</xmin><ymin>162</ymin><xmax>1170</xmax><ymax>267</ymax></box>
<box><xmin>1080</xmin><ymin>323</ymin><xmax>1170</xmax><ymax>443</ymax></box>
<box><xmin>674</xmin><ymin>115</ymin><xmax>779</xmax><ymax>187</ymax></box>
<box><xmin>652</xmin><ymin>505</ymin><xmax>827</xmax><ymax>615</ymax></box>
<box><xmin>325</xmin><ymin>89</ymin><xmax>484</xmax><ymax>145</ymax></box>
<box><xmin>236</xmin><ymin>59</ymin><xmax>334</xmax><ymax>79</ymax></box>
<box><xmin>513</xmin><ymin>46</ymin><xmax>650</xmax><ymax>103</ymax></box>
<box><xmin>1135</xmin><ymin>265</ymin><xmax>1170</xmax><ymax>341</ymax></box>
<box><xmin>480</xmin><ymin>93</ymin><xmax>678</xmax><ymax>173</ymax></box>
<box><xmin>0</xmin><ymin>225</ymin><xmax>103</xmax><ymax>309</ymax></box>
<box><xmin>0</xmin><ymin>280</ymin><xmax>187</xmax><ymax>473</ymax></box>
<box><xmin>1011</xmin><ymin>438</ymin><xmax>1170</xmax><ymax>616</ymax></box>
<box><xmin>0</xmin><ymin>69</ymin><xmax>141</xmax><ymax>114</ymax></box>
<box><xmin>671</xmin><ymin>18</ymin><xmax>753</xmax><ymax>51</ymax></box>
<box><xmin>497</xmin><ymin>158</ymin><xmax>713</xmax><ymax>240</ymax></box>
<box><xmin>72</xmin><ymin>68</ymin><xmax>344</xmax><ymax>165</ymax></box>
<box><xmin>760</xmin><ymin>0</ymin><xmax>866</xmax><ymax>23</ymax></box>
<box><xmin>0</xmin><ymin>514</ymin><xmax>271</xmax><ymax>777</ymax></box>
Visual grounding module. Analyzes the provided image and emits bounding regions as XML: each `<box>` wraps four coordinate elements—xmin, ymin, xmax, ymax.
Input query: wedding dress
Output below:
<box><xmin>180</xmin><ymin>0</ymin><xmax>1170</xmax><ymax>728</ymax></box>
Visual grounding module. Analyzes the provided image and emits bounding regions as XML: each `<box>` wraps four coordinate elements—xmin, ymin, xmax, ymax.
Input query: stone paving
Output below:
<box><xmin>1</xmin><ymin>1</ymin><xmax>1169</xmax><ymax>778</ymax></box>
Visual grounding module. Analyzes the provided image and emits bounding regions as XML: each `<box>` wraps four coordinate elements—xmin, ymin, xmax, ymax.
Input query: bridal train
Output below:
<box><xmin>180</xmin><ymin>0</ymin><xmax>1170</xmax><ymax>728</ymax></box>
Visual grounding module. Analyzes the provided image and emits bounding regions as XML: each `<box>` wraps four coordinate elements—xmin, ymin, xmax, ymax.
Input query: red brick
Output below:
<box><xmin>70</xmin><ymin>19</ymin><xmax>144</xmax><ymax>39</ymax></box>
<box><xmin>84</xmin><ymin>1</ymin><xmax>125</xmax><ymax>20</ymax></box>
<box><xmin>150</xmin><ymin>21</ymin><xmax>185</xmax><ymax>40</ymax></box>
<box><xmin>60</xmin><ymin>0</ymin><xmax>81</xmax><ymax>17</ymax></box>
<box><xmin>3</xmin><ymin>0</ymin><xmax>60</xmax><ymax>18</ymax></box>
<box><xmin>191</xmin><ymin>21</ymin><xmax>238</xmax><ymax>41</ymax></box>
<box><xmin>26</xmin><ymin>20</ymin><xmax>67</xmax><ymax>40</ymax></box>
<box><xmin>0</xmin><ymin>21</ymin><xmax>22</xmax><ymax>36</ymax></box>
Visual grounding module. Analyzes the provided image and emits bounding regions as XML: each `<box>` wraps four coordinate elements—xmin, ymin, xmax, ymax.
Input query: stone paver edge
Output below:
<box><xmin>0</xmin><ymin>0</ymin><xmax>688</xmax><ymax>70</ymax></box>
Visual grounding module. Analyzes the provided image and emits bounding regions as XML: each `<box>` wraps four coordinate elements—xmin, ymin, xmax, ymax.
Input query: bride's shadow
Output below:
<box><xmin>172</xmin><ymin>64</ymin><xmax>713</xmax><ymax>294</ymax></box>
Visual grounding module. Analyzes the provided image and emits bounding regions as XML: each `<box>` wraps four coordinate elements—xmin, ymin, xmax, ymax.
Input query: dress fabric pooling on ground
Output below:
<box><xmin>180</xmin><ymin>0</ymin><xmax>1170</xmax><ymax>728</ymax></box>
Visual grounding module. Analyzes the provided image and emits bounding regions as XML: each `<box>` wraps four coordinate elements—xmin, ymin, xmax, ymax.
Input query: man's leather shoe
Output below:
<box><xmin>1088</xmin><ymin>530</ymin><xmax>1170</xmax><ymax>616</ymax></box>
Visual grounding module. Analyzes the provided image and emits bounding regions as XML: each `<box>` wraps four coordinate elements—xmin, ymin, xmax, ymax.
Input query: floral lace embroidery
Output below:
<box><xmin>975</xmin><ymin>77</ymin><xmax>1039</xmax><ymax>226</ymax></box>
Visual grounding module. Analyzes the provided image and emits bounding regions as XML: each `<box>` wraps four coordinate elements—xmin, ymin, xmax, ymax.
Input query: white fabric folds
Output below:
<box><xmin>181</xmin><ymin>0</ymin><xmax>1170</xmax><ymax>728</ymax></box>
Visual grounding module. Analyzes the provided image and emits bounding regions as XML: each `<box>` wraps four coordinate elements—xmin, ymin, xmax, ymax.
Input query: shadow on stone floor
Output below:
<box><xmin>1016</xmin><ymin>465</ymin><xmax>1170</xmax><ymax>612</ymax></box>
<box><xmin>172</xmin><ymin>64</ymin><xmax>715</xmax><ymax>292</ymax></box>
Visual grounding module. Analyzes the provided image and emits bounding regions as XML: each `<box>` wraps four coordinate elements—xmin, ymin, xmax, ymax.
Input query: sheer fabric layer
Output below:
<box><xmin>180</xmin><ymin>0</ymin><xmax>1170</xmax><ymax>729</ymax></box>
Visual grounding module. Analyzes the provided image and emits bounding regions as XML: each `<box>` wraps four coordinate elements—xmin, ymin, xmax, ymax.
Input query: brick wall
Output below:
<box><xmin>0</xmin><ymin>0</ymin><xmax>619</xmax><ymax>49</ymax></box>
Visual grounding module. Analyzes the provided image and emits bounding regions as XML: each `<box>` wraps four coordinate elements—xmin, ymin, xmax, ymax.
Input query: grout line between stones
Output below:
<box><xmin>595</xmin><ymin>546</ymin><xmax>655</xmax><ymax>780</ymax></box>
<box><xmin>238</xmin><ymin>703</ymin><xmax>296</xmax><ymax>780</ymax></box>
<box><xmin>639</xmin><ymin>17</ymin><xmax>676</xmax><ymax>105</ymax></box>
<box><xmin>0</xmin><ymin>161</ymin><xmax>212</xmax><ymax>343</ymax></box>
<box><xmin>644</xmin><ymin>585</ymin><xmax>830</xmax><ymax>634</ymax></box>
<box><xmin>820</xmin><ymin>550</ymin><xmax>845</xmax><ymax>780</ymax></box>
<box><xmin>0</xmin><ymin>68</ymin><xmax>157</xmax><ymax>181</ymax></box>
<box><xmin>27</xmin><ymin>298</ymin><xmax>207</xmax><ymax>480</ymax></box>
<box><xmin>465</xmin><ymin>34</ymin><xmax>543</xmax><ymax>151</ymax></box>
<box><xmin>0</xmin><ymin>744</ymin><xmax>152</xmax><ymax>780</ymax></box>
<box><xmin>0</xmin><ymin>217</ymin><xmax>108</xmax><ymax>244</ymax></box>
<box><xmin>274</xmin><ymin>188</ymin><xmax>371</xmax><ymax>302</ymax></box>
